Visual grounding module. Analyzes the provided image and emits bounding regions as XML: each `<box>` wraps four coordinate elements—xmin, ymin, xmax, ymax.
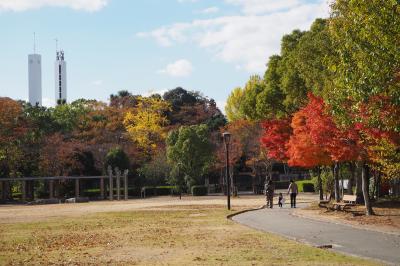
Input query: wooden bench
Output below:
<box><xmin>333</xmin><ymin>195</ymin><xmax>357</xmax><ymax>210</ymax></box>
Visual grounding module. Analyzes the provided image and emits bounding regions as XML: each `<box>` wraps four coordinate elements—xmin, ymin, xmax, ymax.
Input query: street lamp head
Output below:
<box><xmin>222</xmin><ymin>132</ymin><xmax>231</xmax><ymax>145</ymax></box>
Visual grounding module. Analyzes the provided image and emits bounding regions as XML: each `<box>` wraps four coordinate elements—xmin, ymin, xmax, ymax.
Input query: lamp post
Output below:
<box><xmin>223</xmin><ymin>132</ymin><xmax>231</xmax><ymax>210</ymax></box>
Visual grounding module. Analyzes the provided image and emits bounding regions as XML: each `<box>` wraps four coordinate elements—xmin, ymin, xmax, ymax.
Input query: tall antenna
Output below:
<box><xmin>33</xmin><ymin>32</ymin><xmax>36</xmax><ymax>53</ymax></box>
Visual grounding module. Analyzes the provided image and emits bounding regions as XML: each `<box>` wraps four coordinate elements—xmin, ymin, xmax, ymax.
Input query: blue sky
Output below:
<box><xmin>0</xmin><ymin>0</ymin><xmax>329</xmax><ymax>110</ymax></box>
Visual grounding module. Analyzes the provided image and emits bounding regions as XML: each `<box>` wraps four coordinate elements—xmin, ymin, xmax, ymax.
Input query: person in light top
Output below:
<box><xmin>287</xmin><ymin>179</ymin><xmax>298</xmax><ymax>208</ymax></box>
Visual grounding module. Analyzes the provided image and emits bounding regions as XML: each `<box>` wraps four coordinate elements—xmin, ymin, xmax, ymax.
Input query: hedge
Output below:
<box><xmin>83</xmin><ymin>188</ymin><xmax>141</xmax><ymax>198</ymax></box>
<box><xmin>296</xmin><ymin>180</ymin><xmax>315</xmax><ymax>192</ymax></box>
<box><xmin>141</xmin><ymin>186</ymin><xmax>176</xmax><ymax>196</ymax></box>
<box><xmin>191</xmin><ymin>185</ymin><xmax>208</xmax><ymax>196</ymax></box>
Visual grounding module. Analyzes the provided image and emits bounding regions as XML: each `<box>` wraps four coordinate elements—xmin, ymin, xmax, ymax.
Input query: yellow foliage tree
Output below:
<box><xmin>369</xmin><ymin>138</ymin><xmax>400</xmax><ymax>180</ymax></box>
<box><xmin>225</xmin><ymin>87</ymin><xmax>245</xmax><ymax>122</ymax></box>
<box><xmin>123</xmin><ymin>97</ymin><xmax>171</xmax><ymax>151</ymax></box>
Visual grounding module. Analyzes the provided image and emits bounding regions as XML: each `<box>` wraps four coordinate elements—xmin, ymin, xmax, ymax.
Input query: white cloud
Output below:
<box><xmin>225</xmin><ymin>0</ymin><xmax>302</xmax><ymax>14</ymax></box>
<box><xmin>199</xmin><ymin>6</ymin><xmax>219</xmax><ymax>14</ymax></box>
<box><xmin>158</xmin><ymin>59</ymin><xmax>194</xmax><ymax>77</ymax></box>
<box><xmin>138</xmin><ymin>0</ymin><xmax>329</xmax><ymax>73</ymax></box>
<box><xmin>0</xmin><ymin>0</ymin><xmax>108</xmax><ymax>12</ymax></box>
<box><xmin>92</xmin><ymin>79</ymin><xmax>103</xmax><ymax>86</ymax></box>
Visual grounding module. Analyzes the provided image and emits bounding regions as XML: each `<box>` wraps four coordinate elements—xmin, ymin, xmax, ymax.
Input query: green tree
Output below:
<box><xmin>105</xmin><ymin>147</ymin><xmax>130</xmax><ymax>171</ymax></box>
<box><xmin>166</xmin><ymin>124</ymin><xmax>213</xmax><ymax>189</ymax></box>
<box><xmin>328</xmin><ymin>0</ymin><xmax>400</xmax><ymax>129</ymax></box>
<box><xmin>51</xmin><ymin>101</ymin><xmax>89</xmax><ymax>133</ymax></box>
<box><xmin>278</xmin><ymin>30</ymin><xmax>308</xmax><ymax>113</ymax></box>
<box><xmin>239</xmin><ymin>75</ymin><xmax>265</xmax><ymax>120</ymax></box>
<box><xmin>294</xmin><ymin>19</ymin><xmax>335</xmax><ymax>96</ymax></box>
<box><xmin>256</xmin><ymin>55</ymin><xmax>286</xmax><ymax>119</ymax></box>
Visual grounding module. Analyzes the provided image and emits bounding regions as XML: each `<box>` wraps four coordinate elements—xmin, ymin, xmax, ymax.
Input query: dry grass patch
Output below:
<box><xmin>301</xmin><ymin>200</ymin><xmax>400</xmax><ymax>233</ymax></box>
<box><xmin>0</xmin><ymin>205</ymin><xmax>381</xmax><ymax>265</ymax></box>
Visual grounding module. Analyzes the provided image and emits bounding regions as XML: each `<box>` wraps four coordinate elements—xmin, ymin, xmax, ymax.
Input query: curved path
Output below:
<box><xmin>232</xmin><ymin>203</ymin><xmax>400</xmax><ymax>265</ymax></box>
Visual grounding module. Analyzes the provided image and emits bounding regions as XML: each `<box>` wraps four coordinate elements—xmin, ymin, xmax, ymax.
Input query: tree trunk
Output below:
<box><xmin>355</xmin><ymin>162</ymin><xmax>364</xmax><ymax>203</ymax></box>
<box><xmin>333</xmin><ymin>163</ymin><xmax>340</xmax><ymax>202</ymax></box>
<box><xmin>361</xmin><ymin>162</ymin><xmax>374</xmax><ymax>216</ymax></box>
<box><xmin>317</xmin><ymin>167</ymin><xmax>323</xmax><ymax>200</ymax></box>
<box><xmin>348</xmin><ymin>162</ymin><xmax>354</xmax><ymax>195</ymax></box>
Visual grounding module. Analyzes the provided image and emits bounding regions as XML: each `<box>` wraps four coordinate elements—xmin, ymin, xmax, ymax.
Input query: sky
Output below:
<box><xmin>0</xmin><ymin>0</ymin><xmax>329</xmax><ymax>110</ymax></box>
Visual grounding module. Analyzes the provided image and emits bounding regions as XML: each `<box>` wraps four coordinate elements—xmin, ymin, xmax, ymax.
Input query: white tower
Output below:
<box><xmin>28</xmin><ymin>33</ymin><xmax>42</xmax><ymax>106</ymax></box>
<box><xmin>55</xmin><ymin>48</ymin><xmax>67</xmax><ymax>105</ymax></box>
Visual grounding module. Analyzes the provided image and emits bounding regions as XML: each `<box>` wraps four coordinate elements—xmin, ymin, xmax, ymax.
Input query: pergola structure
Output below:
<box><xmin>0</xmin><ymin>168</ymin><xmax>129</xmax><ymax>202</ymax></box>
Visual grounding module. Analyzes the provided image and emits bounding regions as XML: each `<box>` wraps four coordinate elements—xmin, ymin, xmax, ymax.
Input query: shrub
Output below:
<box><xmin>296</xmin><ymin>180</ymin><xmax>315</xmax><ymax>192</ymax></box>
<box><xmin>105</xmin><ymin>147</ymin><xmax>130</xmax><ymax>171</ymax></box>
<box><xmin>141</xmin><ymin>186</ymin><xmax>176</xmax><ymax>197</ymax></box>
<box><xmin>155</xmin><ymin>186</ymin><xmax>175</xmax><ymax>195</ymax></box>
<box><xmin>191</xmin><ymin>185</ymin><xmax>208</xmax><ymax>196</ymax></box>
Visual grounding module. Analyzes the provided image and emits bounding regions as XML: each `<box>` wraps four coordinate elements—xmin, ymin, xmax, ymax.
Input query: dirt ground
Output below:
<box><xmin>297</xmin><ymin>200</ymin><xmax>400</xmax><ymax>235</ymax></box>
<box><xmin>0</xmin><ymin>194</ymin><xmax>379</xmax><ymax>266</ymax></box>
<box><xmin>0</xmin><ymin>194</ymin><xmax>319</xmax><ymax>224</ymax></box>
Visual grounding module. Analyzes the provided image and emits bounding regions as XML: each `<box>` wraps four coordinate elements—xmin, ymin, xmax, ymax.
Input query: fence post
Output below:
<box><xmin>108</xmin><ymin>166</ymin><xmax>113</xmax><ymax>201</ymax></box>
<box><xmin>115</xmin><ymin>167</ymin><xmax>121</xmax><ymax>201</ymax></box>
<box><xmin>75</xmin><ymin>179</ymin><xmax>80</xmax><ymax>198</ymax></box>
<box><xmin>124</xmin><ymin>170</ymin><xmax>129</xmax><ymax>200</ymax></box>
<box><xmin>100</xmin><ymin>177</ymin><xmax>105</xmax><ymax>199</ymax></box>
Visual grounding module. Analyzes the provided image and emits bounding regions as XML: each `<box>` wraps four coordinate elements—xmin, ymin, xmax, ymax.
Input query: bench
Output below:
<box><xmin>333</xmin><ymin>195</ymin><xmax>357</xmax><ymax>210</ymax></box>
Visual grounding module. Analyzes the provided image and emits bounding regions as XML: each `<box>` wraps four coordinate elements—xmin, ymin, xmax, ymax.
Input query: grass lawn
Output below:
<box><xmin>0</xmin><ymin>205</ymin><xmax>381</xmax><ymax>265</ymax></box>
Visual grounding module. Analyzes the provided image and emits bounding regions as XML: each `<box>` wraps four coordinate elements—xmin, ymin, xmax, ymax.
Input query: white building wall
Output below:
<box><xmin>28</xmin><ymin>54</ymin><xmax>42</xmax><ymax>106</ymax></box>
<box><xmin>55</xmin><ymin>58</ymin><xmax>67</xmax><ymax>104</ymax></box>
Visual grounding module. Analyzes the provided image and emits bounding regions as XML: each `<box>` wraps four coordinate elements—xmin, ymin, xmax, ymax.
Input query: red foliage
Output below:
<box><xmin>304</xmin><ymin>93</ymin><xmax>361</xmax><ymax>162</ymax></box>
<box><xmin>286</xmin><ymin>109</ymin><xmax>332</xmax><ymax>168</ymax></box>
<box><xmin>260</xmin><ymin>119</ymin><xmax>292</xmax><ymax>162</ymax></box>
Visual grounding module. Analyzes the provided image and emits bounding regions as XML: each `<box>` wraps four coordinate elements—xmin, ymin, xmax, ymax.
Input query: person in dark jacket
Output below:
<box><xmin>264</xmin><ymin>180</ymin><xmax>275</xmax><ymax>208</ymax></box>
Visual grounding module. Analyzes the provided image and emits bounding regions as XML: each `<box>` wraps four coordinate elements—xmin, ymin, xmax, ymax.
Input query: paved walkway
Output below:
<box><xmin>233</xmin><ymin>203</ymin><xmax>400</xmax><ymax>265</ymax></box>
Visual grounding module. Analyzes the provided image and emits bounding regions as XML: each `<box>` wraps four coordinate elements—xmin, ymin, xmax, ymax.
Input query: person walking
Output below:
<box><xmin>287</xmin><ymin>179</ymin><xmax>298</xmax><ymax>208</ymax></box>
<box><xmin>264</xmin><ymin>180</ymin><xmax>275</xmax><ymax>208</ymax></box>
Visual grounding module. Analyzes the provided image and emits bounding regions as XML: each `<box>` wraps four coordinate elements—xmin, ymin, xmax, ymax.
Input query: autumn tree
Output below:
<box><xmin>39</xmin><ymin>133</ymin><xmax>84</xmax><ymax>176</ymax></box>
<box><xmin>139</xmin><ymin>150</ymin><xmax>171</xmax><ymax>186</ymax></box>
<box><xmin>286</xmin><ymin>108</ymin><xmax>332</xmax><ymax>200</ymax></box>
<box><xmin>124</xmin><ymin>96</ymin><xmax>171</xmax><ymax>153</ymax></box>
<box><xmin>225</xmin><ymin>87</ymin><xmax>246</xmax><ymax>122</ymax></box>
<box><xmin>0</xmin><ymin>98</ymin><xmax>27</xmax><ymax>199</ymax></box>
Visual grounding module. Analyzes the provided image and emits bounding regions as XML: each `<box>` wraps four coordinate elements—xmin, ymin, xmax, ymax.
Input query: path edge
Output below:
<box><xmin>226</xmin><ymin>205</ymin><xmax>266</xmax><ymax>220</ymax></box>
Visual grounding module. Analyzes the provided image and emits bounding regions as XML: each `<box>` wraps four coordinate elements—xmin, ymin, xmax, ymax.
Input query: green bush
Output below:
<box><xmin>83</xmin><ymin>187</ymin><xmax>141</xmax><ymax>198</ymax></box>
<box><xmin>105</xmin><ymin>147</ymin><xmax>130</xmax><ymax>171</ymax></box>
<box><xmin>296</xmin><ymin>180</ymin><xmax>315</xmax><ymax>192</ymax></box>
<box><xmin>191</xmin><ymin>185</ymin><xmax>208</xmax><ymax>196</ymax></box>
<box><xmin>155</xmin><ymin>186</ymin><xmax>175</xmax><ymax>195</ymax></box>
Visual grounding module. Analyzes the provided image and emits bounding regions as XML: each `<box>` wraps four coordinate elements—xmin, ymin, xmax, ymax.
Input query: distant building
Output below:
<box><xmin>28</xmin><ymin>53</ymin><xmax>42</xmax><ymax>106</ymax></box>
<box><xmin>55</xmin><ymin>50</ymin><xmax>67</xmax><ymax>104</ymax></box>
